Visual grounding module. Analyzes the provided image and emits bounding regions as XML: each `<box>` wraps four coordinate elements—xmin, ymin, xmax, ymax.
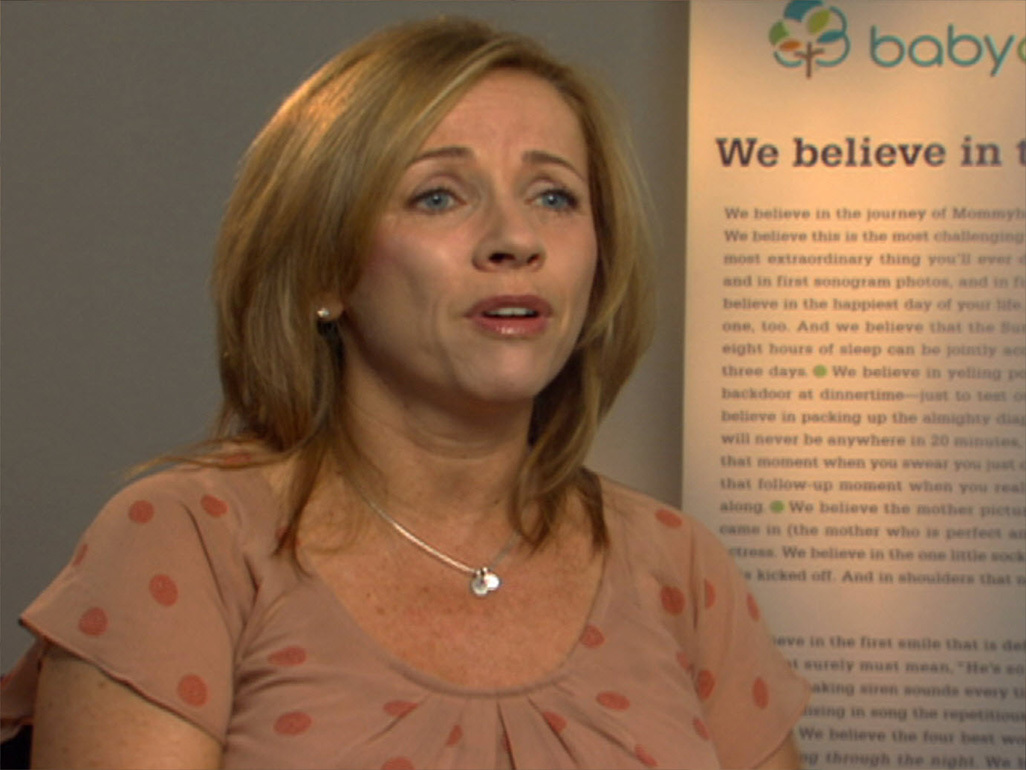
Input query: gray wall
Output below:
<box><xmin>0</xmin><ymin>1</ymin><xmax>687</xmax><ymax>669</ymax></box>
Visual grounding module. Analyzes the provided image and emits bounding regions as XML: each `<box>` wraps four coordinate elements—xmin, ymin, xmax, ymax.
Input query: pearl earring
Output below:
<box><xmin>316</xmin><ymin>307</ymin><xmax>332</xmax><ymax>321</ymax></box>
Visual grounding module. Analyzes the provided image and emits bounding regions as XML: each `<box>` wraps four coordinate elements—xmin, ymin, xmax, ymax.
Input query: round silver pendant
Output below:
<box><xmin>470</xmin><ymin>568</ymin><xmax>501</xmax><ymax>597</ymax></box>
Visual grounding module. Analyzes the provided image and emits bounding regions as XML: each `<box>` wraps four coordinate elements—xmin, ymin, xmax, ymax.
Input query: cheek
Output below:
<box><xmin>359</xmin><ymin>227</ymin><xmax>408</xmax><ymax>285</ymax></box>
<box><xmin>354</xmin><ymin>230</ymin><xmax>446</xmax><ymax>308</ymax></box>
<box><xmin>570</xmin><ymin>237</ymin><xmax>599</xmax><ymax>316</ymax></box>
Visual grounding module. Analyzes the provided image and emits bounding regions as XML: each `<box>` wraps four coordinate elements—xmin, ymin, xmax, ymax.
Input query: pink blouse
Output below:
<box><xmin>1</xmin><ymin>465</ymin><xmax>809</xmax><ymax>768</ymax></box>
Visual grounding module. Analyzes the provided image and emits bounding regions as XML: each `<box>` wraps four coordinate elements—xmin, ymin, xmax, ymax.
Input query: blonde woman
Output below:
<box><xmin>2</xmin><ymin>18</ymin><xmax>808</xmax><ymax>770</ymax></box>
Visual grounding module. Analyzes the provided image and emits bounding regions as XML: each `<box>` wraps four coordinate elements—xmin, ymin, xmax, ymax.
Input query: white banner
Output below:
<box><xmin>684</xmin><ymin>3</ymin><xmax>1025</xmax><ymax>769</ymax></box>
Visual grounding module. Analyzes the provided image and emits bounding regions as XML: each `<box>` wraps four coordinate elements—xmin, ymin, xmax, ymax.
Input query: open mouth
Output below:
<box><xmin>482</xmin><ymin>308</ymin><xmax>540</xmax><ymax>318</ymax></box>
<box><xmin>469</xmin><ymin>295</ymin><xmax>551</xmax><ymax>337</ymax></box>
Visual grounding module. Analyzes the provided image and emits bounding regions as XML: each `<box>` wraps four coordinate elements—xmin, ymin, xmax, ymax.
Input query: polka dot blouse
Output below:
<box><xmin>1</xmin><ymin>466</ymin><xmax>809</xmax><ymax>769</ymax></box>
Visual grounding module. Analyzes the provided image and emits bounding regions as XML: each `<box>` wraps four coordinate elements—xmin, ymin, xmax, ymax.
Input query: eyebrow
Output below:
<box><xmin>524</xmin><ymin>150</ymin><xmax>586</xmax><ymax>181</ymax></box>
<box><xmin>408</xmin><ymin>145</ymin><xmax>587</xmax><ymax>182</ymax></box>
<box><xmin>410</xmin><ymin>146</ymin><xmax>472</xmax><ymax>164</ymax></box>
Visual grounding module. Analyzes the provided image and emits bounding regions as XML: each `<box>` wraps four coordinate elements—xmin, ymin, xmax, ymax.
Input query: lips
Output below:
<box><xmin>467</xmin><ymin>294</ymin><xmax>552</xmax><ymax>337</ymax></box>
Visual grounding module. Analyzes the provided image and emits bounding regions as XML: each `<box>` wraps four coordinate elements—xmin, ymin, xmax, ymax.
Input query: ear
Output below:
<box><xmin>313</xmin><ymin>295</ymin><xmax>344</xmax><ymax>323</ymax></box>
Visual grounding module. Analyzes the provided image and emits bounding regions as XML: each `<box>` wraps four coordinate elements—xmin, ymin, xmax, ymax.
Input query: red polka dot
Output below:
<box><xmin>655</xmin><ymin>509</ymin><xmax>683</xmax><ymax>528</ymax></box>
<box><xmin>445</xmin><ymin>724</ymin><xmax>463</xmax><ymax>747</ymax></box>
<box><xmin>381</xmin><ymin>760</ymin><xmax>414</xmax><ymax>770</ymax></box>
<box><xmin>72</xmin><ymin>543</ymin><xmax>88</xmax><ymax>567</ymax></box>
<box><xmin>274</xmin><ymin>711</ymin><xmax>312</xmax><ymax>735</ymax></box>
<box><xmin>753</xmin><ymin>677</ymin><xmax>770</xmax><ymax>709</ymax></box>
<box><xmin>676</xmin><ymin>650</ymin><xmax>693</xmax><ymax>672</ymax></box>
<box><xmin>703</xmin><ymin>579</ymin><xmax>716</xmax><ymax>609</ymax></box>
<box><xmin>128</xmin><ymin>500</ymin><xmax>155</xmax><ymax>523</ymax></box>
<box><xmin>149</xmin><ymin>574</ymin><xmax>179</xmax><ymax>606</ymax></box>
<box><xmin>268</xmin><ymin>646</ymin><xmax>307</xmax><ymax>666</ymax></box>
<box><xmin>177</xmin><ymin>675</ymin><xmax>208</xmax><ymax>707</ymax></box>
<box><xmin>636</xmin><ymin>744</ymin><xmax>658</xmax><ymax>768</ymax></box>
<box><xmin>383</xmin><ymin>700</ymin><xmax>418</xmax><ymax>718</ymax></box>
<box><xmin>660</xmin><ymin>585</ymin><xmax>686</xmax><ymax>615</ymax></box>
<box><xmin>746</xmin><ymin>593</ymin><xmax>761</xmax><ymax>621</ymax></box>
<box><xmin>693</xmin><ymin>716</ymin><xmax>710</xmax><ymax>740</ymax></box>
<box><xmin>543</xmin><ymin>711</ymin><xmax>567</xmax><ymax>733</ymax></box>
<box><xmin>78</xmin><ymin>607</ymin><xmax>108</xmax><ymax>636</ymax></box>
<box><xmin>580</xmin><ymin>624</ymin><xmax>605</xmax><ymax>648</ymax></box>
<box><xmin>695</xmin><ymin>669</ymin><xmax>716</xmax><ymax>700</ymax></box>
<box><xmin>201</xmin><ymin>495</ymin><xmax>228</xmax><ymax>517</ymax></box>
<box><xmin>596</xmin><ymin>691</ymin><xmax>630</xmax><ymax>710</ymax></box>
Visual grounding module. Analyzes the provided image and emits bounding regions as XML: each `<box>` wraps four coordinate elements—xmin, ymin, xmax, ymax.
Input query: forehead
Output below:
<box><xmin>420</xmin><ymin>70</ymin><xmax>588</xmax><ymax>170</ymax></box>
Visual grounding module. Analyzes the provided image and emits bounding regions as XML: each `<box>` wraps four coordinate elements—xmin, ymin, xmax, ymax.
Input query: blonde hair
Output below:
<box><xmin>212</xmin><ymin>17</ymin><xmax>652</xmax><ymax>551</ymax></box>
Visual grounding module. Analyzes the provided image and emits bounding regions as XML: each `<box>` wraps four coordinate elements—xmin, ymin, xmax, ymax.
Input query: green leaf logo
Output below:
<box><xmin>770</xmin><ymin>1</ymin><xmax>851</xmax><ymax>78</ymax></box>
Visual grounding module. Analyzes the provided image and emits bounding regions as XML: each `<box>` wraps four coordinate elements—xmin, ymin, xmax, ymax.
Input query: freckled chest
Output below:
<box><xmin>305</xmin><ymin>524</ymin><xmax>603</xmax><ymax>689</ymax></box>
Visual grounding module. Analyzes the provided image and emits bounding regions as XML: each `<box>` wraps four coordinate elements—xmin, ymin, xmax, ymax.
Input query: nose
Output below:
<box><xmin>472</xmin><ymin>200</ymin><xmax>545</xmax><ymax>271</ymax></box>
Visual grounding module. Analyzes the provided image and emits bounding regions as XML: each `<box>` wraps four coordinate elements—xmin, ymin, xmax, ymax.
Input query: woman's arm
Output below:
<box><xmin>31</xmin><ymin>647</ymin><xmax>222</xmax><ymax>769</ymax></box>
<box><xmin>755</xmin><ymin>731</ymin><xmax>803</xmax><ymax>770</ymax></box>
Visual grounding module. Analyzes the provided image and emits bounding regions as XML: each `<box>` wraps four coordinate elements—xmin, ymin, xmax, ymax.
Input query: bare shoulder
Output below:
<box><xmin>32</xmin><ymin>646</ymin><xmax>222</xmax><ymax>769</ymax></box>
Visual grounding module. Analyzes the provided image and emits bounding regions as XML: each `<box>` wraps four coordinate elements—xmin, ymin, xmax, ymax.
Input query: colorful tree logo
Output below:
<box><xmin>769</xmin><ymin>1</ymin><xmax>850</xmax><ymax>78</ymax></box>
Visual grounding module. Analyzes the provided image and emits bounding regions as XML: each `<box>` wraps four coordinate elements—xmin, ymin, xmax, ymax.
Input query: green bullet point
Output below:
<box><xmin>813</xmin><ymin>365</ymin><xmax>827</xmax><ymax>377</ymax></box>
<box><xmin>771</xmin><ymin>500</ymin><xmax>784</xmax><ymax>513</ymax></box>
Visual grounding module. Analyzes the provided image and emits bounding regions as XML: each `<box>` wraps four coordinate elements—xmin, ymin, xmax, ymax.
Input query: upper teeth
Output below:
<box><xmin>485</xmin><ymin>308</ymin><xmax>536</xmax><ymax>317</ymax></box>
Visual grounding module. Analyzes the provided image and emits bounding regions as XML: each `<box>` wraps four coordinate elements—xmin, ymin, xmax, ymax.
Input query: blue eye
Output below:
<box><xmin>411</xmin><ymin>188</ymin><xmax>458</xmax><ymax>213</ymax></box>
<box><xmin>537</xmin><ymin>188</ymin><xmax>579</xmax><ymax>211</ymax></box>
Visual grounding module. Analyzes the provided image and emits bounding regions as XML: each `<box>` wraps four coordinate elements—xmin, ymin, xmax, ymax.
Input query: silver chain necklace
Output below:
<box><xmin>353</xmin><ymin>486</ymin><xmax>519</xmax><ymax>597</ymax></box>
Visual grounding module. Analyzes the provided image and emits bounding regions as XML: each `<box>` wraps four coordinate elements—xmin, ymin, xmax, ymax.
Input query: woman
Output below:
<box><xmin>1</xmin><ymin>18</ymin><xmax>808</xmax><ymax>769</ymax></box>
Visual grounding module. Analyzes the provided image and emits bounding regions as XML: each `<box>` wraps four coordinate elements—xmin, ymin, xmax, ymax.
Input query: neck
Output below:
<box><xmin>336</xmin><ymin>380</ymin><xmax>535</xmax><ymax>532</ymax></box>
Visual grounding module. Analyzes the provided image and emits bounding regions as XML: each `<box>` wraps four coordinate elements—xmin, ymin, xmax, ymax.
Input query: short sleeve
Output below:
<box><xmin>679</xmin><ymin>519</ymin><xmax>810</xmax><ymax>768</ymax></box>
<box><xmin>14</xmin><ymin>468</ymin><xmax>256</xmax><ymax>742</ymax></box>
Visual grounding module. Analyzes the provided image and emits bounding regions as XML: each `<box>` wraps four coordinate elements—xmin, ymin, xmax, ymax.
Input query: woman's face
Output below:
<box><xmin>338</xmin><ymin>70</ymin><xmax>598</xmax><ymax>418</ymax></box>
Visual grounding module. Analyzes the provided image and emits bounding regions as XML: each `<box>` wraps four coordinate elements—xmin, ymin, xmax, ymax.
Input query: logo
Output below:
<box><xmin>870</xmin><ymin>25</ymin><xmax>1023</xmax><ymax>76</ymax></box>
<box><xmin>769</xmin><ymin>0</ymin><xmax>851</xmax><ymax>78</ymax></box>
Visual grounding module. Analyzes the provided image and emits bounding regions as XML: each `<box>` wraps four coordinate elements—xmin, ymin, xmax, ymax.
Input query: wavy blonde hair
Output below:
<box><xmin>212</xmin><ymin>17</ymin><xmax>652</xmax><ymax>551</ymax></box>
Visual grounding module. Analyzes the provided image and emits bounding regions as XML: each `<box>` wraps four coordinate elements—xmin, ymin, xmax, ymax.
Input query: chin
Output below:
<box><xmin>469</xmin><ymin>381</ymin><xmax>549</xmax><ymax>406</ymax></box>
<box><xmin>446</xmin><ymin>348</ymin><xmax>574</xmax><ymax>409</ymax></box>
<box><xmin>457</xmin><ymin>369</ymin><xmax>559</xmax><ymax>408</ymax></box>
